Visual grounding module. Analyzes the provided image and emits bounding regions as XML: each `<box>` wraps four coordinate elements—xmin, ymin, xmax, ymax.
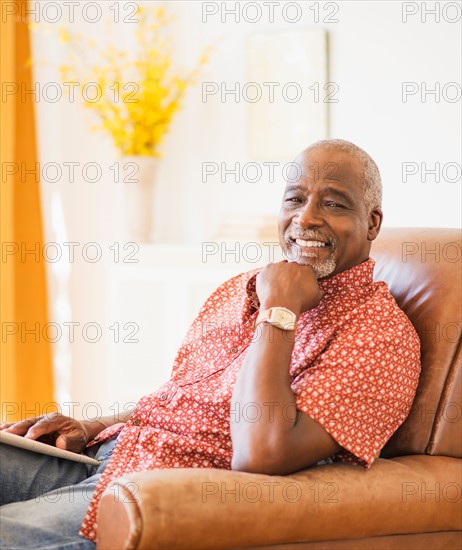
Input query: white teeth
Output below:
<box><xmin>295</xmin><ymin>239</ymin><xmax>327</xmax><ymax>248</ymax></box>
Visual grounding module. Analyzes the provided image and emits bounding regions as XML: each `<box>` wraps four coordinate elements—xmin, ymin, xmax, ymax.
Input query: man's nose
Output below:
<box><xmin>293</xmin><ymin>199</ymin><xmax>323</xmax><ymax>228</ymax></box>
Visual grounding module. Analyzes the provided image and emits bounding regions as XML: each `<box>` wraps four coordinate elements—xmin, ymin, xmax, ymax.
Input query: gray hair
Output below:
<box><xmin>306</xmin><ymin>139</ymin><xmax>382</xmax><ymax>213</ymax></box>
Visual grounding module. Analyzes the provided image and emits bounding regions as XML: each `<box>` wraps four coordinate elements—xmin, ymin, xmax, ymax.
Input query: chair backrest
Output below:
<box><xmin>371</xmin><ymin>227</ymin><xmax>461</xmax><ymax>458</ymax></box>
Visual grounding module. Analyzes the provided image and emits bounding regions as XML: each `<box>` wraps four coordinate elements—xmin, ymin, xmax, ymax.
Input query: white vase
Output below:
<box><xmin>122</xmin><ymin>155</ymin><xmax>160</xmax><ymax>243</ymax></box>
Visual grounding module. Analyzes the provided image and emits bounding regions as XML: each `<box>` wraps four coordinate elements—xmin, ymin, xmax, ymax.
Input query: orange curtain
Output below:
<box><xmin>1</xmin><ymin>0</ymin><xmax>55</xmax><ymax>421</ymax></box>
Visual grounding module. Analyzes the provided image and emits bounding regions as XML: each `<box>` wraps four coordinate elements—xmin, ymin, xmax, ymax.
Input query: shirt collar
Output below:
<box><xmin>245</xmin><ymin>258</ymin><xmax>375</xmax><ymax>309</ymax></box>
<box><xmin>318</xmin><ymin>257</ymin><xmax>375</xmax><ymax>294</ymax></box>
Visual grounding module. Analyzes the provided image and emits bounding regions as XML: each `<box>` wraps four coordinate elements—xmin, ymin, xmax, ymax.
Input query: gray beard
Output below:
<box><xmin>304</xmin><ymin>255</ymin><xmax>337</xmax><ymax>278</ymax></box>
<box><xmin>283</xmin><ymin>248</ymin><xmax>337</xmax><ymax>279</ymax></box>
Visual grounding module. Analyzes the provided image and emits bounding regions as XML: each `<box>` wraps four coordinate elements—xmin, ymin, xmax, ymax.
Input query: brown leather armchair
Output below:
<box><xmin>97</xmin><ymin>228</ymin><xmax>462</xmax><ymax>550</ymax></box>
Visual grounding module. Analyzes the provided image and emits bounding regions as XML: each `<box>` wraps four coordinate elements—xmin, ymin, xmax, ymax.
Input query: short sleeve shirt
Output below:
<box><xmin>80</xmin><ymin>258</ymin><xmax>421</xmax><ymax>542</ymax></box>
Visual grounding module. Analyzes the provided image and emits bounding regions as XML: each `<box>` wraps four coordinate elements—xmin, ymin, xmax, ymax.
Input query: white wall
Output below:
<box><xmin>327</xmin><ymin>1</ymin><xmax>461</xmax><ymax>227</ymax></box>
<box><xmin>30</xmin><ymin>1</ymin><xmax>461</xmax><ymax>412</ymax></box>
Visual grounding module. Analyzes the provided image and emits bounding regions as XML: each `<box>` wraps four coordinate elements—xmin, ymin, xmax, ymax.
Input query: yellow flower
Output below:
<box><xmin>52</xmin><ymin>6</ymin><xmax>208</xmax><ymax>156</ymax></box>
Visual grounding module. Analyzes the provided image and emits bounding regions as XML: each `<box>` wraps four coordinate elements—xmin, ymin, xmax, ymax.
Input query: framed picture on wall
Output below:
<box><xmin>247</xmin><ymin>28</ymin><xmax>330</xmax><ymax>161</ymax></box>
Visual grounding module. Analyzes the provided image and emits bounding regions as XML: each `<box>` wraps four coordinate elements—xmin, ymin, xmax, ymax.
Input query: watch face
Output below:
<box><xmin>272</xmin><ymin>308</ymin><xmax>295</xmax><ymax>329</ymax></box>
<box><xmin>274</xmin><ymin>309</ymin><xmax>290</xmax><ymax>325</ymax></box>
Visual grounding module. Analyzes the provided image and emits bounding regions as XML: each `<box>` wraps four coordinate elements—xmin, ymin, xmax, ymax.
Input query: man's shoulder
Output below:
<box><xmin>214</xmin><ymin>267</ymin><xmax>262</xmax><ymax>293</ymax></box>
<box><xmin>193</xmin><ymin>267</ymin><xmax>262</xmax><ymax>318</ymax></box>
<box><xmin>356</xmin><ymin>280</ymin><xmax>421</xmax><ymax>345</ymax></box>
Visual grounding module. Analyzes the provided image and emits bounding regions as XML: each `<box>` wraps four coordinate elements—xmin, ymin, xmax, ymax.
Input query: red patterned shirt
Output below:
<box><xmin>80</xmin><ymin>258</ymin><xmax>421</xmax><ymax>541</ymax></box>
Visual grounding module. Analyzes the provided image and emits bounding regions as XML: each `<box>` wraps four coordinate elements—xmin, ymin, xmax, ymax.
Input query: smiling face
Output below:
<box><xmin>278</xmin><ymin>146</ymin><xmax>383</xmax><ymax>278</ymax></box>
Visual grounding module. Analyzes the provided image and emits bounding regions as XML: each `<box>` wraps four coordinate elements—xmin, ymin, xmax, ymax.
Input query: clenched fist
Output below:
<box><xmin>256</xmin><ymin>261</ymin><xmax>323</xmax><ymax>315</ymax></box>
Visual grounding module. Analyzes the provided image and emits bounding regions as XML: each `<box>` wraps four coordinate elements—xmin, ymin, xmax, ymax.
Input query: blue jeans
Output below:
<box><xmin>0</xmin><ymin>438</ymin><xmax>117</xmax><ymax>550</ymax></box>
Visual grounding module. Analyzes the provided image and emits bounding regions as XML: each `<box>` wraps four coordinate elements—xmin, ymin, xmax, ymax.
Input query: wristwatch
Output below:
<box><xmin>255</xmin><ymin>307</ymin><xmax>297</xmax><ymax>331</ymax></box>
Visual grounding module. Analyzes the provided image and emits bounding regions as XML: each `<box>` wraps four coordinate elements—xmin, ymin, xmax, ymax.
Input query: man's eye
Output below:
<box><xmin>285</xmin><ymin>197</ymin><xmax>302</xmax><ymax>203</ymax></box>
<box><xmin>325</xmin><ymin>201</ymin><xmax>345</xmax><ymax>208</ymax></box>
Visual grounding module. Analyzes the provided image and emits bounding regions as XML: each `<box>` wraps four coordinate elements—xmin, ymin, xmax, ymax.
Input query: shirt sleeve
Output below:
<box><xmin>291</xmin><ymin>304</ymin><xmax>421</xmax><ymax>467</ymax></box>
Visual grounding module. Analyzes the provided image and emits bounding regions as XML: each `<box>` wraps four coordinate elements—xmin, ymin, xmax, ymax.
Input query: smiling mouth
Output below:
<box><xmin>294</xmin><ymin>238</ymin><xmax>330</xmax><ymax>249</ymax></box>
<box><xmin>285</xmin><ymin>236</ymin><xmax>335</xmax><ymax>261</ymax></box>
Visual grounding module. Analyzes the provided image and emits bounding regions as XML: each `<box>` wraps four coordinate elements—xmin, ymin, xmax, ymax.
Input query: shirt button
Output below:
<box><xmin>133</xmin><ymin>419</ymin><xmax>141</xmax><ymax>426</ymax></box>
<box><xmin>195</xmin><ymin>373</ymin><xmax>202</xmax><ymax>379</ymax></box>
<box><xmin>160</xmin><ymin>394</ymin><xmax>168</xmax><ymax>400</ymax></box>
<box><xmin>231</xmin><ymin>347</ymin><xmax>238</xmax><ymax>353</ymax></box>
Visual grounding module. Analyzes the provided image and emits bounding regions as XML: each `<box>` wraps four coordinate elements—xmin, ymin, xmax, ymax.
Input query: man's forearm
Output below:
<box><xmin>231</xmin><ymin>321</ymin><xmax>299</xmax><ymax>472</ymax></box>
<box><xmin>231</xmin><ymin>314</ymin><xmax>341</xmax><ymax>474</ymax></box>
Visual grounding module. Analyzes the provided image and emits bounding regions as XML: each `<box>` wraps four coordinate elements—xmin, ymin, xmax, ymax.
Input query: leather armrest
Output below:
<box><xmin>97</xmin><ymin>456</ymin><xmax>462</xmax><ymax>549</ymax></box>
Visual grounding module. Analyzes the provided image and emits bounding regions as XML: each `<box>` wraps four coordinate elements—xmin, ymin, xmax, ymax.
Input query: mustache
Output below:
<box><xmin>286</xmin><ymin>229</ymin><xmax>335</xmax><ymax>248</ymax></box>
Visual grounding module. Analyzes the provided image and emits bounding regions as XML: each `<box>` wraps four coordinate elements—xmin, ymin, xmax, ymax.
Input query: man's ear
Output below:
<box><xmin>367</xmin><ymin>208</ymin><xmax>383</xmax><ymax>241</ymax></box>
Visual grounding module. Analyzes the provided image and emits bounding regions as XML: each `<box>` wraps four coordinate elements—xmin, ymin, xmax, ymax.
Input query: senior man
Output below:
<box><xmin>0</xmin><ymin>139</ymin><xmax>421</xmax><ymax>549</ymax></box>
